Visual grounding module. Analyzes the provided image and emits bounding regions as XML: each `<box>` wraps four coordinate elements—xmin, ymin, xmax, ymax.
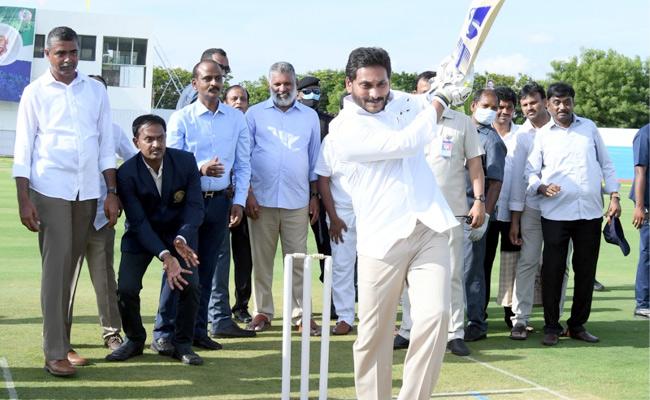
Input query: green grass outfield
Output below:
<box><xmin>0</xmin><ymin>157</ymin><xmax>648</xmax><ymax>400</ymax></box>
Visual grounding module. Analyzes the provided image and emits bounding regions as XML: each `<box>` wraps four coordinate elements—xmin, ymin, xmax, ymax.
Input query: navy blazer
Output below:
<box><xmin>117</xmin><ymin>147</ymin><xmax>204</xmax><ymax>257</ymax></box>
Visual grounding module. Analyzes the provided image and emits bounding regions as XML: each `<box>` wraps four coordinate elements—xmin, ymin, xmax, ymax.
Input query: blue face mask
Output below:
<box><xmin>302</xmin><ymin>92</ymin><xmax>320</xmax><ymax>101</ymax></box>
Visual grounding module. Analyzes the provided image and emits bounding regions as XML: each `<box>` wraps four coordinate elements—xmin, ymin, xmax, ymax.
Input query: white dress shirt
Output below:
<box><xmin>94</xmin><ymin>123</ymin><xmax>138</xmax><ymax>230</ymax></box>
<box><xmin>314</xmin><ymin>132</ymin><xmax>353</xmax><ymax>211</ymax></box>
<box><xmin>526</xmin><ymin>115</ymin><xmax>619</xmax><ymax>221</ymax></box>
<box><xmin>494</xmin><ymin>123</ymin><xmax>518</xmax><ymax>222</ymax></box>
<box><xmin>12</xmin><ymin>70</ymin><xmax>115</xmax><ymax>201</ymax></box>
<box><xmin>332</xmin><ymin>91</ymin><xmax>458</xmax><ymax>259</ymax></box>
<box><xmin>508</xmin><ymin>119</ymin><xmax>551</xmax><ymax>213</ymax></box>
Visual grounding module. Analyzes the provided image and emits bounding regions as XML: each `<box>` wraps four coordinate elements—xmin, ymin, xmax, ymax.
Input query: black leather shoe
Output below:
<box><xmin>106</xmin><ymin>340</ymin><xmax>144</xmax><ymax>361</ymax></box>
<box><xmin>446</xmin><ymin>339</ymin><xmax>470</xmax><ymax>356</ymax></box>
<box><xmin>593</xmin><ymin>280</ymin><xmax>605</xmax><ymax>291</ymax></box>
<box><xmin>212</xmin><ymin>322</ymin><xmax>256</xmax><ymax>338</ymax></box>
<box><xmin>567</xmin><ymin>329</ymin><xmax>599</xmax><ymax>343</ymax></box>
<box><xmin>173</xmin><ymin>349</ymin><xmax>203</xmax><ymax>366</ymax></box>
<box><xmin>233</xmin><ymin>309</ymin><xmax>253</xmax><ymax>324</ymax></box>
<box><xmin>510</xmin><ymin>324</ymin><xmax>528</xmax><ymax>340</ymax></box>
<box><xmin>393</xmin><ymin>334</ymin><xmax>409</xmax><ymax>350</ymax></box>
<box><xmin>542</xmin><ymin>332</ymin><xmax>559</xmax><ymax>346</ymax></box>
<box><xmin>464</xmin><ymin>325</ymin><xmax>487</xmax><ymax>342</ymax></box>
<box><xmin>150</xmin><ymin>338</ymin><xmax>174</xmax><ymax>356</ymax></box>
<box><xmin>193</xmin><ymin>335</ymin><xmax>223</xmax><ymax>350</ymax></box>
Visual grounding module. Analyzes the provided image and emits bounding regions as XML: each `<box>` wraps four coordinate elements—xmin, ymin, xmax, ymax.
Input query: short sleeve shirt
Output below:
<box><xmin>631</xmin><ymin>124</ymin><xmax>650</xmax><ymax>207</ymax></box>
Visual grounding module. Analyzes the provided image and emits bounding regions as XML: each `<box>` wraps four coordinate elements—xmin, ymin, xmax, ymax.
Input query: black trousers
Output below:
<box><xmin>231</xmin><ymin>213</ymin><xmax>253</xmax><ymax>312</ymax></box>
<box><xmin>483</xmin><ymin>220</ymin><xmax>521</xmax><ymax>314</ymax></box>
<box><xmin>541</xmin><ymin>217</ymin><xmax>602</xmax><ymax>334</ymax></box>
<box><xmin>117</xmin><ymin>251</ymin><xmax>199</xmax><ymax>353</ymax></box>
<box><xmin>310</xmin><ymin>200</ymin><xmax>331</xmax><ymax>282</ymax></box>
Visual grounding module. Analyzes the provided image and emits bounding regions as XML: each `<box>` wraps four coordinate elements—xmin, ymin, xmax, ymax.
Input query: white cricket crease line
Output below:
<box><xmin>466</xmin><ymin>356</ymin><xmax>573</xmax><ymax>400</ymax></box>
<box><xmin>431</xmin><ymin>387</ymin><xmax>543</xmax><ymax>398</ymax></box>
<box><xmin>0</xmin><ymin>357</ymin><xmax>18</xmax><ymax>400</ymax></box>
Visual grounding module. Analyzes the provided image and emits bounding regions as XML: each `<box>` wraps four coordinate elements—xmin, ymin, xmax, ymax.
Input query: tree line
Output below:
<box><xmin>152</xmin><ymin>48</ymin><xmax>649</xmax><ymax>129</ymax></box>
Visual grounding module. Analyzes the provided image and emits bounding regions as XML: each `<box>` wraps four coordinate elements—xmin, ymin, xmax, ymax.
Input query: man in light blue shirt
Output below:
<box><xmin>153</xmin><ymin>59</ymin><xmax>253</xmax><ymax>354</ymax></box>
<box><xmin>244</xmin><ymin>61</ymin><xmax>321</xmax><ymax>333</ymax></box>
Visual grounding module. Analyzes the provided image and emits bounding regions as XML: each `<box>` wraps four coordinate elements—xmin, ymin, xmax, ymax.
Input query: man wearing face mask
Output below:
<box><xmin>297</xmin><ymin>76</ymin><xmax>335</xmax><ymax>288</ymax></box>
<box><xmin>463</xmin><ymin>88</ymin><xmax>507</xmax><ymax>342</ymax></box>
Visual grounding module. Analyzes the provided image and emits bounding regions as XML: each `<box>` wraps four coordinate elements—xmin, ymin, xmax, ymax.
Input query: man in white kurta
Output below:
<box><xmin>333</xmin><ymin>47</ymin><xmax>462</xmax><ymax>400</ymax></box>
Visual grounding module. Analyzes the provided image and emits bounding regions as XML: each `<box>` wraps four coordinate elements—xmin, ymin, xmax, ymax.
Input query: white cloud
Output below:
<box><xmin>475</xmin><ymin>53</ymin><xmax>532</xmax><ymax>76</ymax></box>
<box><xmin>527</xmin><ymin>33</ymin><xmax>554</xmax><ymax>45</ymax></box>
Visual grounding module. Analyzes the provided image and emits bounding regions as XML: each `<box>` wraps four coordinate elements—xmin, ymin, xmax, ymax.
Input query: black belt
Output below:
<box><xmin>203</xmin><ymin>190</ymin><xmax>226</xmax><ymax>198</ymax></box>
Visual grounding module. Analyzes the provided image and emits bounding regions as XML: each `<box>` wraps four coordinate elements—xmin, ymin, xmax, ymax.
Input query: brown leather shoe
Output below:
<box><xmin>332</xmin><ymin>321</ymin><xmax>353</xmax><ymax>335</ymax></box>
<box><xmin>246</xmin><ymin>314</ymin><xmax>271</xmax><ymax>332</ymax></box>
<box><xmin>44</xmin><ymin>359</ymin><xmax>76</xmax><ymax>377</ymax></box>
<box><xmin>67</xmin><ymin>350</ymin><xmax>88</xmax><ymax>367</ymax></box>
<box><xmin>567</xmin><ymin>329</ymin><xmax>599</xmax><ymax>343</ymax></box>
<box><xmin>296</xmin><ymin>319</ymin><xmax>321</xmax><ymax>337</ymax></box>
<box><xmin>542</xmin><ymin>332</ymin><xmax>559</xmax><ymax>346</ymax></box>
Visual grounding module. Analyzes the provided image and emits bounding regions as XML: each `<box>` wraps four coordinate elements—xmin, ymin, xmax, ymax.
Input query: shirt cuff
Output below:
<box><xmin>11</xmin><ymin>164</ymin><xmax>30</xmax><ymax>179</ymax></box>
<box><xmin>175</xmin><ymin>235</ymin><xmax>187</xmax><ymax>244</ymax></box>
<box><xmin>509</xmin><ymin>201</ymin><xmax>524</xmax><ymax>212</ymax></box>
<box><xmin>99</xmin><ymin>156</ymin><xmax>117</xmax><ymax>172</ymax></box>
<box><xmin>158</xmin><ymin>249</ymin><xmax>170</xmax><ymax>261</ymax></box>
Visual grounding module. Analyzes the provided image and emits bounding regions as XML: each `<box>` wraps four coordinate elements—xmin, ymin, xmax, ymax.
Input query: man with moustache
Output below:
<box><xmin>223</xmin><ymin>85</ymin><xmax>255</xmax><ymax>324</ymax></box>
<box><xmin>106</xmin><ymin>114</ymin><xmax>204</xmax><ymax>365</ymax></box>
<box><xmin>463</xmin><ymin>88</ymin><xmax>507</xmax><ymax>342</ymax></box>
<box><xmin>508</xmin><ymin>82</ymin><xmax>551</xmax><ymax>339</ymax></box>
<box><xmin>176</xmin><ymin>48</ymin><xmax>231</xmax><ymax>110</ymax></box>
<box><xmin>526</xmin><ymin>82</ymin><xmax>620</xmax><ymax>346</ymax></box>
<box><xmin>332</xmin><ymin>47</ymin><xmax>470</xmax><ymax>399</ymax></box>
<box><xmin>244</xmin><ymin>62</ymin><xmax>321</xmax><ymax>334</ymax></box>
<box><xmin>154</xmin><ymin>60</ymin><xmax>253</xmax><ymax>355</ymax></box>
<box><xmin>13</xmin><ymin>26</ymin><xmax>118</xmax><ymax>377</ymax></box>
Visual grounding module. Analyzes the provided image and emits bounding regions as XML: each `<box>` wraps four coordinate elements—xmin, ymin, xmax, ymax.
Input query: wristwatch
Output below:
<box><xmin>107</xmin><ymin>187</ymin><xmax>118</xmax><ymax>195</ymax></box>
<box><xmin>474</xmin><ymin>194</ymin><xmax>486</xmax><ymax>203</ymax></box>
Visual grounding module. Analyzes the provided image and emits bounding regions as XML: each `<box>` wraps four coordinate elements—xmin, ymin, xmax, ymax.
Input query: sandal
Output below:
<box><xmin>246</xmin><ymin>314</ymin><xmax>271</xmax><ymax>332</ymax></box>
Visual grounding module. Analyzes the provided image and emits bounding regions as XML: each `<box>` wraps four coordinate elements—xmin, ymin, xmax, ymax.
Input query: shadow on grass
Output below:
<box><xmin>8</xmin><ymin>335</ymin><xmax>357</xmax><ymax>400</ymax></box>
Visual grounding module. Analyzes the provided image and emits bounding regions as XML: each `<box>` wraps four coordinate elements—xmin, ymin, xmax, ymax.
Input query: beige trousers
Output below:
<box><xmin>31</xmin><ymin>191</ymin><xmax>95</xmax><ymax>361</ymax></box>
<box><xmin>354</xmin><ymin>222</ymin><xmax>450</xmax><ymax>400</ymax></box>
<box><xmin>248</xmin><ymin>206</ymin><xmax>308</xmax><ymax>322</ymax></box>
<box><xmin>69</xmin><ymin>224</ymin><xmax>122</xmax><ymax>339</ymax></box>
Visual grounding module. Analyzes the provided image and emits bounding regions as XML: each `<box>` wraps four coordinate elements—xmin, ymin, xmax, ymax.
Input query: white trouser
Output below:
<box><xmin>511</xmin><ymin>206</ymin><xmax>569</xmax><ymax>326</ymax></box>
<box><xmin>399</xmin><ymin>224</ymin><xmax>463</xmax><ymax>340</ymax></box>
<box><xmin>327</xmin><ymin>208</ymin><xmax>357</xmax><ymax>326</ymax></box>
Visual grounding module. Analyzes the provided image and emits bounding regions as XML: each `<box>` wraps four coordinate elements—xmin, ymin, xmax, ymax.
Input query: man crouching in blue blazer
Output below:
<box><xmin>106</xmin><ymin>114</ymin><xmax>205</xmax><ymax>365</ymax></box>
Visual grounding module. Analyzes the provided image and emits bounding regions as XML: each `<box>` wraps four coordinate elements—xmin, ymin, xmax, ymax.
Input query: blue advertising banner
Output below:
<box><xmin>0</xmin><ymin>7</ymin><xmax>35</xmax><ymax>102</ymax></box>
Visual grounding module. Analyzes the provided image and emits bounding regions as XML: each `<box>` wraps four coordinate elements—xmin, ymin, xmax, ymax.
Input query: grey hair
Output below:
<box><xmin>46</xmin><ymin>26</ymin><xmax>79</xmax><ymax>49</ymax></box>
<box><xmin>268</xmin><ymin>61</ymin><xmax>296</xmax><ymax>81</ymax></box>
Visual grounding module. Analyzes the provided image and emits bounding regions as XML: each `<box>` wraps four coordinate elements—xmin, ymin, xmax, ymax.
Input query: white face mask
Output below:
<box><xmin>474</xmin><ymin>107</ymin><xmax>497</xmax><ymax>125</ymax></box>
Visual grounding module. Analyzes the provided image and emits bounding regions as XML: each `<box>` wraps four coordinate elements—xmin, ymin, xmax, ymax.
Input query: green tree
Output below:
<box><xmin>152</xmin><ymin>66</ymin><xmax>192</xmax><ymax>109</ymax></box>
<box><xmin>548</xmin><ymin>48</ymin><xmax>650</xmax><ymax>128</ymax></box>
<box><xmin>390</xmin><ymin>71</ymin><xmax>419</xmax><ymax>93</ymax></box>
<box><xmin>240</xmin><ymin>76</ymin><xmax>269</xmax><ymax>106</ymax></box>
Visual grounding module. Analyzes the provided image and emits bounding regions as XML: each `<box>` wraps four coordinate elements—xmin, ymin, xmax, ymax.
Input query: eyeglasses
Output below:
<box><xmin>301</xmin><ymin>88</ymin><xmax>320</xmax><ymax>95</ymax></box>
<box><xmin>217</xmin><ymin>63</ymin><xmax>231</xmax><ymax>74</ymax></box>
<box><xmin>455</xmin><ymin>215</ymin><xmax>473</xmax><ymax>224</ymax></box>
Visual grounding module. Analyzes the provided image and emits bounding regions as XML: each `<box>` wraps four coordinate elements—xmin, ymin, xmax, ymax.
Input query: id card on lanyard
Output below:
<box><xmin>441</xmin><ymin>136</ymin><xmax>453</xmax><ymax>158</ymax></box>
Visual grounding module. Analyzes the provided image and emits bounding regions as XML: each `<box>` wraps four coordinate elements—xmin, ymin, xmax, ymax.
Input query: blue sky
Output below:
<box><xmin>8</xmin><ymin>0</ymin><xmax>650</xmax><ymax>84</ymax></box>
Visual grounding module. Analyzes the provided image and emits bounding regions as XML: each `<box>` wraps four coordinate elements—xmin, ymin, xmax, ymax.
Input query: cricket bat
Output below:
<box><xmin>451</xmin><ymin>0</ymin><xmax>505</xmax><ymax>76</ymax></box>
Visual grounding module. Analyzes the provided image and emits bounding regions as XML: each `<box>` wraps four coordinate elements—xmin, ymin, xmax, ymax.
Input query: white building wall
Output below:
<box><xmin>0</xmin><ymin>8</ymin><xmax>153</xmax><ymax>155</ymax></box>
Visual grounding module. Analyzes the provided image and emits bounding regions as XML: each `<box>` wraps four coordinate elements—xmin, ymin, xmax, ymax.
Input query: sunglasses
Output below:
<box><xmin>301</xmin><ymin>88</ymin><xmax>320</xmax><ymax>95</ymax></box>
<box><xmin>217</xmin><ymin>63</ymin><xmax>231</xmax><ymax>74</ymax></box>
<box><xmin>455</xmin><ymin>215</ymin><xmax>473</xmax><ymax>224</ymax></box>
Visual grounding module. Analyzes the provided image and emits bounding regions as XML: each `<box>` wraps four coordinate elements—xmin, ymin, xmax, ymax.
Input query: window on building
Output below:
<box><xmin>101</xmin><ymin>36</ymin><xmax>147</xmax><ymax>88</ymax></box>
<box><xmin>33</xmin><ymin>34</ymin><xmax>44</xmax><ymax>58</ymax></box>
<box><xmin>79</xmin><ymin>35</ymin><xmax>96</xmax><ymax>61</ymax></box>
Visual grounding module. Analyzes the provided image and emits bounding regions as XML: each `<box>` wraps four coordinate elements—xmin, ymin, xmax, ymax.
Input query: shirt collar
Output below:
<box><xmin>43</xmin><ymin>69</ymin><xmax>86</xmax><ymax>87</ymax></box>
<box><xmin>191</xmin><ymin>99</ymin><xmax>224</xmax><ymax>116</ymax></box>
<box><xmin>141</xmin><ymin>155</ymin><xmax>163</xmax><ymax>177</ymax></box>
<box><xmin>263</xmin><ymin>97</ymin><xmax>300</xmax><ymax>112</ymax></box>
<box><xmin>550</xmin><ymin>114</ymin><xmax>582</xmax><ymax>130</ymax></box>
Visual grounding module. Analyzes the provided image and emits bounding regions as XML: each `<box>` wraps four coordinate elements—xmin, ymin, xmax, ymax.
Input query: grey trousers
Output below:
<box><xmin>32</xmin><ymin>191</ymin><xmax>95</xmax><ymax>360</ymax></box>
<box><xmin>69</xmin><ymin>224</ymin><xmax>122</xmax><ymax>339</ymax></box>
